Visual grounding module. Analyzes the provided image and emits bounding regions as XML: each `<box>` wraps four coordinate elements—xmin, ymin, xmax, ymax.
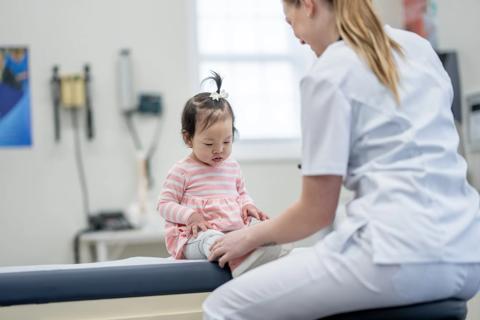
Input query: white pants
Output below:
<box><xmin>203</xmin><ymin>226</ymin><xmax>480</xmax><ymax>320</ymax></box>
<box><xmin>184</xmin><ymin>229</ymin><xmax>224</xmax><ymax>260</ymax></box>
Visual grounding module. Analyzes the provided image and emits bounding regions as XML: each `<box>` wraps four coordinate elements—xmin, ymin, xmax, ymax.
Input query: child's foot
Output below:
<box><xmin>229</xmin><ymin>245</ymin><xmax>284</xmax><ymax>278</ymax></box>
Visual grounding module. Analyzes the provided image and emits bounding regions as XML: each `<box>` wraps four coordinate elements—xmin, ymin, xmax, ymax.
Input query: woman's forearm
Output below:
<box><xmin>247</xmin><ymin>175</ymin><xmax>342</xmax><ymax>248</ymax></box>
<box><xmin>247</xmin><ymin>201</ymin><xmax>332</xmax><ymax>247</ymax></box>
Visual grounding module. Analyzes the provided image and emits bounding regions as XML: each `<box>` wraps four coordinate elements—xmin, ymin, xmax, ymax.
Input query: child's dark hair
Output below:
<box><xmin>181</xmin><ymin>71</ymin><xmax>237</xmax><ymax>142</ymax></box>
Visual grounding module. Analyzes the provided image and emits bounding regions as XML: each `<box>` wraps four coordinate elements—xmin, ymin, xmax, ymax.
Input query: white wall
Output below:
<box><xmin>0</xmin><ymin>0</ymin><xmax>308</xmax><ymax>267</ymax></box>
<box><xmin>0</xmin><ymin>0</ymin><xmax>193</xmax><ymax>265</ymax></box>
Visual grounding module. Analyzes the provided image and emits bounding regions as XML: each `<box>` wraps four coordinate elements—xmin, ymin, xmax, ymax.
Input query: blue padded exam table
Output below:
<box><xmin>0</xmin><ymin>257</ymin><xmax>467</xmax><ymax>320</ymax></box>
<box><xmin>0</xmin><ymin>258</ymin><xmax>232</xmax><ymax>320</ymax></box>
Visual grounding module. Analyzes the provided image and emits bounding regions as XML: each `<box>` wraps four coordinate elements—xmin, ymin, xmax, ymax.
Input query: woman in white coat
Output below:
<box><xmin>204</xmin><ymin>0</ymin><xmax>480</xmax><ymax>319</ymax></box>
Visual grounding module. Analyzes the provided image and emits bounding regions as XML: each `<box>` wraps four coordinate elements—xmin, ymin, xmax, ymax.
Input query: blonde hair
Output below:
<box><xmin>285</xmin><ymin>0</ymin><xmax>403</xmax><ymax>103</ymax></box>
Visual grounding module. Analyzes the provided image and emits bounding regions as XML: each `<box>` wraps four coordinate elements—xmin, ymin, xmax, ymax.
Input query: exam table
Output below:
<box><xmin>0</xmin><ymin>257</ymin><xmax>467</xmax><ymax>320</ymax></box>
<box><xmin>0</xmin><ymin>258</ymin><xmax>231</xmax><ymax>320</ymax></box>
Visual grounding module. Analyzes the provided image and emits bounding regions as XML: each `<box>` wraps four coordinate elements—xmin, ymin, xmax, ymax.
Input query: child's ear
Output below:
<box><xmin>182</xmin><ymin>131</ymin><xmax>193</xmax><ymax>147</ymax></box>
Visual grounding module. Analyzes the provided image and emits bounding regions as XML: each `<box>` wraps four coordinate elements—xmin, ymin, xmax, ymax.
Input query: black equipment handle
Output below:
<box><xmin>84</xmin><ymin>65</ymin><xmax>94</xmax><ymax>140</ymax></box>
<box><xmin>51</xmin><ymin>66</ymin><xmax>61</xmax><ymax>142</ymax></box>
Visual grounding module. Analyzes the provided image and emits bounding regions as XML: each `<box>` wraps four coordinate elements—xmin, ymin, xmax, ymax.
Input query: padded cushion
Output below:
<box><xmin>0</xmin><ymin>261</ymin><xmax>232</xmax><ymax>306</ymax></box>
<box><xmin>320</xmin><ymin>299</ymin><xmax>467</xmax><ymax>320</ymax></box>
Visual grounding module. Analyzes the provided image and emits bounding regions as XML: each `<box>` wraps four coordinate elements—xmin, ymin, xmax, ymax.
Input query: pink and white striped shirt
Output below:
<box><xmin>157</xmin><ymin>155</ymin><xmax>254</xmax><ymax>258</ymax></box>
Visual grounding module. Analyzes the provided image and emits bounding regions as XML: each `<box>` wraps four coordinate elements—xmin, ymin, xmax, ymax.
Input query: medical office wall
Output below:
<box><xmin>0</xmin><ymin>0</ymin><xmax>478</xmax><ymax>269</ymax></box>
<box><xmin>0</xmin><ymin>0</ymin><xmax>307</xmax><ymax>268</ymax></box>
<box><xmin>0</xmin><ymin>0</ymin><xmax>192</xmax><ymax>266</ymax></box>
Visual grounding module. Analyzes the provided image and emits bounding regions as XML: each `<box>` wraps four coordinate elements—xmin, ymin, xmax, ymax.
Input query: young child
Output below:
<box><xmin>157</xmin><ymin>72</ymin><xmax>282</xmax><ymax>277</ymax></box>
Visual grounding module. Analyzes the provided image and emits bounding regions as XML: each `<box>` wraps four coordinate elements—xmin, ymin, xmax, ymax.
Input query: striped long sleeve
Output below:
<box><xmin>236</xmin><ymin>173</ymin><xmax>254</xmax><ymax>208</ymax></box>
<box><xmin>157</xmin><ymin>156</ymin><xmax>256</xmax><ymax>258</ymax></box>
<box><xmin>157</xmin><ymin>166</ymin><xmax>195</xmax><ymax>225</ymax></box>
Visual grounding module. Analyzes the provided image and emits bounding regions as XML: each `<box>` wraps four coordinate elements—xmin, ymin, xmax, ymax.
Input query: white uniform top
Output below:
<box><xmin>301</xmin><ymin>25</ymin><xmax>480</xmax><ymax>264</ymax></box>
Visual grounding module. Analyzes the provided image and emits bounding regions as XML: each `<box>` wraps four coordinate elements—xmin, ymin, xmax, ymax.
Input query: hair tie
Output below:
<box><xmin>210</xmin><ymin>89</ymin><xmax>229</xmax><ymax>101</ymax></box>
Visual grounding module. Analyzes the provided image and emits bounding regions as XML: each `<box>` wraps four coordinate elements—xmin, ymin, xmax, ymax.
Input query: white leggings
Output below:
<box><xmin>184</xmin><ymin>220</ymin><xmax>260</xmax><ymax>260</ymax></box>
<box><xmin>184</xmin><ymin>229</ymin><xmax>224</xmax><ymax>260</ymax></box>
<box><xmin>203</xmin><ymin>227</ymin><xmax>480</xmax><ymax>320</ymax></box>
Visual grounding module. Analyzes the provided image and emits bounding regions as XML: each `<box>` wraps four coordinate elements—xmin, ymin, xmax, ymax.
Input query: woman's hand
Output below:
<box><xmin>186</xmin><ymin>212</ymin><xmax>212</xmax><ymax>238</ymax></box>
<box><xmin>242</xmin><ymin>204</ymin><xmax>268</xmax><ymax>222</ymax></box>
<box><xmin>208</xmin><ymin>227</ymin><xmax>255</xmax><ymax>268</ymax></box>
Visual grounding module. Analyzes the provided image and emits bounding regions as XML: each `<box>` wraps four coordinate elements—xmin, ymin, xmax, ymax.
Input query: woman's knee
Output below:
<box><xmin>203</xmin><ymin>290</ymin><xmax>224</xmax><ymax>319</ymax></box>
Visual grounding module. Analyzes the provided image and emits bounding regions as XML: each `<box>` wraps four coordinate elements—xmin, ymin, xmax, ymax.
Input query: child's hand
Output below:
<box><xmin>186</xmin><ymin>212</ymin><xmax>212</xmax><ymax>238</ymax></box>
<box><xmin>241</xmin><ymin>204</ymin><xmax>268</xmax><ymax>223</ymax></box>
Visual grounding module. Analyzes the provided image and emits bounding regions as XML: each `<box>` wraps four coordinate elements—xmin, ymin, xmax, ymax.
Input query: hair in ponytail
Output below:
<box><xmin>284</xmin><ymin>0</ymin><xmax>403</xmax><ymax>103</ymax></box>
<box><xmin>181</xmin><ymin>71</ymin><xmax>237</xmax><ymax>143</ymax></box>
<box><xmin>332</xmin><ymin>0</ymin><xmax>403</xmax><ymax>103</ymax></box>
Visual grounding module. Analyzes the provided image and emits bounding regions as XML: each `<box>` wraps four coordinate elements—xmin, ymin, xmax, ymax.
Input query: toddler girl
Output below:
<box><xmin>157</xmin><ymin>72</ymin><xmax>282</xmax><ymax>277</ymax></box>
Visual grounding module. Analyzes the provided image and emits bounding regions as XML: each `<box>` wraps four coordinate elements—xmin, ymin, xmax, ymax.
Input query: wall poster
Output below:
<box><xmin>0</xmin><ymin>47</ymin><xmax>31</xmax><ymax>147</ymax></box>
<box><xmin>403</xmin><ymin>0</ymin><xmax>438</xmax><ymax>48</ymax></box>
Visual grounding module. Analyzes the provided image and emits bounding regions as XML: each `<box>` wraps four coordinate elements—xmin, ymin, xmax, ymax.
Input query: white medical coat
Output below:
<box><xmin>300</xmin><ymin>25</ymin><xmax>480</xmax><ymax>264</ymax></box>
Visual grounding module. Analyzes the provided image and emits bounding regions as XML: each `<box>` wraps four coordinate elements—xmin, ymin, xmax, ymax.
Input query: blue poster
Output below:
<box><xmin>0</xmin><ymin>47</ymin><xmax>32</xmax><ymax>147</ymax></box>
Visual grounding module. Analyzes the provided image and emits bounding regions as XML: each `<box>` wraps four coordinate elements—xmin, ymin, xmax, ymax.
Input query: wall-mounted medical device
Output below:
<box><xmin>116</xmin><ymin>49</ymin><xmax>164</xmax><ymax>228</ymax></box>
<box><xmin>51</xmin><ymin>65</ymin><xmax>94</xmax><ymax>141</ymax></box>
<box><xmin>52</xmin><ymin>64</ymin><xmax>100</xmax><ymax>263</ymax></box>
<box><xmin>467</xmin><ymin>93</ymin><xmax>480</xmax><ymax>151</ymax></box>
<box><xmin>116</xmin><ymin>49</ymin><xmax>163</xmax><ymax>187</ymax></box>
<box><xmin>118</xmin><ymin>49</ymin><xmax>136</xmax><ymax>113</ymax></box>
<box><xmin>117</xmin><ymin>49</ymin><xmax>162</xmax><ymax>115</ymax></box>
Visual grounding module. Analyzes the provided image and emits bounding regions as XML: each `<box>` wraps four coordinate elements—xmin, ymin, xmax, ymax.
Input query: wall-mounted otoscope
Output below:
<box><xmin>118</xmin><ymin>49</ymin><xmax>162</xmax><ymax>116</ymax></box>
<box><xmin>117</xmin><ymin>49</ymin><xmax>164</xmax><ymax>227</ymax></box>
<box><xmin>118</xmin><ymin>49</ymin><xmax>137</xmax><ymax>113</ymax></box>
<box><xmin>50</xmin><ymin>64</ymin><xmax>95</xmax><ymax>142</ymax></box>
<box><xmin>117</xmin><ymin>49</ymin><xmax>163</xmax><ymax>190</ymax></box>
